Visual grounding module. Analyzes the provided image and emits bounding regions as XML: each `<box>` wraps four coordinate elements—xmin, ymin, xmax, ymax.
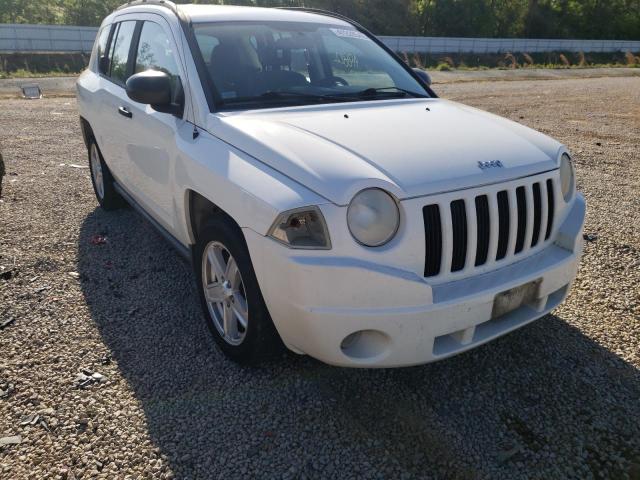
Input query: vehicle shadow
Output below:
<box><xmin>77</xmin><ymin>207</ymin><xmax>640</xmax><ymax>480</ymax></box>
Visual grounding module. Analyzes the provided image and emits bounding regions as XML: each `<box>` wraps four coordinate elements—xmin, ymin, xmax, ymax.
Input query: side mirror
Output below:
<box><xmin>126</xmin><ymin>70</ymin><xmax>183</xmax><ymax>116</ymax></box>
<box><xmin>412</xmin><ymin>68</ymin><xmax>432</xmax><ymax>87</ymax></box>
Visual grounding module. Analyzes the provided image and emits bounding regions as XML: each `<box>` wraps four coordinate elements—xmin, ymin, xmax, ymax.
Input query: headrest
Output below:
<box><xmin>258</xmin><ymin>38</ymin><xmax>296</xmax><ymax>69</ymax></box>
<box><xmin>210</xmin><ymin>42</ymin><xmax>260</xmax><ymax>70</ymax></box>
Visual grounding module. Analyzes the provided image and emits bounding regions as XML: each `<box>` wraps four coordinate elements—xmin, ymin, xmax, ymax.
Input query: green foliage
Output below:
<box><xmin>62</xmin><ymin>0</ymin><xmax>123</xmax><ymax>26</ymax></box>
<box><xmin>399</xmin><ymin>50</ymin><xmax>640</xmax><ymax>70</ymax></box>
<box><xmin>0</xmin><ymin>0</ymin><xmax>638</xmax><ymax>40</ymax></box>
<box><xmin>0</xmin><ymin>0</ymin><xmax>65</xmax><ymax>24</ymax></box>
<box><xmin>0</xmin><ymin>52</ymin><xmax>90</xmax><ymax>76</ymax></box>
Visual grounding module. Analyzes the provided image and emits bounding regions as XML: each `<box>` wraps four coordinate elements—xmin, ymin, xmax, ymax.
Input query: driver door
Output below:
<box><xmin>123</xmin><ymin>16</ymin><xmax>191</xmax><ymax>232</ymax></box>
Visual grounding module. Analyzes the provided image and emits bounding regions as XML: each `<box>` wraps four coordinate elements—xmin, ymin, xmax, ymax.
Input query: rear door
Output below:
<box><xmin>123</xmin><ymin>15</ymin><xmax>192</xmax><ymax>230</ymax></box>
<box><xmin>77</xmin><ymin>23</ymin><xmax>113</xmax><ymax>146</ymax></box>
<box><xmin>97</xmin><ymin>18</ymin><xmax>139</xmax><ymax>184</ymax></box>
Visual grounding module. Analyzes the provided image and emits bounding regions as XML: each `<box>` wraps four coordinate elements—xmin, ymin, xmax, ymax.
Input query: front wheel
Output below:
<box><xmin>194</xmin><ymin>217</ymin><xmax>282</xmax><ymax>364</ymax></box>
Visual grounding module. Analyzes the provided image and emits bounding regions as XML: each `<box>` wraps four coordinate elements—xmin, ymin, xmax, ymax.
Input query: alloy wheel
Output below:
<box><xmin>201</xmin><ymin>241</ymin><xmax>249</xmax><ymax>346</ymax></box>
<box><xmin>90</xmin><ymin>143</ymin><xmax>104</xmax><ymax>200</ymax></box>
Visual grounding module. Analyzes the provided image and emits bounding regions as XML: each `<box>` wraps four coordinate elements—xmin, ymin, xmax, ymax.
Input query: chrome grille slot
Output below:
<box><xmin>474</xmin><ymin>195</ymin><xmax>490</xmax><ymax>266</ymax></box>
<box><xmin>515</xmin><ymin>186</ymin><xmax>527</xmax><ymax>254</ymax></box>
<box><xmin>545</xmin><ymin>178</ymin><xmax>555</xmax><ymax>240</ymax></box>
<box><xmin>496</xmin><ymin>190</ymin><xmax>510</xmax><ymax>260</ymax></box>
<box><xmin>422</xmin><ymin>204</ymin><xmax>442</xmax><ymax>277</ymax></box>
<box><xmin>531</xmin><ymin>182</ymin><xmax>542</xmax><ymax>247</ymax></box>
<box><xmin>450</xmin><ymin>200</ymin><xmax>467</xmax><ymax>272</ymax></box>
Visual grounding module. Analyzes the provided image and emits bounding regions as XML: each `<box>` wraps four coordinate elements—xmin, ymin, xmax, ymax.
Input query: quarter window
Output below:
<box><xmin>95</xmin><ymin>25</ymin><xmax>112</xmax><ymax>74</ymax></box>
<box><xmin>109</xmin><ymin>21</ymin><xmax>137</xmax><ymax>85</ymax></box>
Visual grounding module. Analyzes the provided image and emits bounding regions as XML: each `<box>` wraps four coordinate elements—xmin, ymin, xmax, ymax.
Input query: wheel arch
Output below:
<box><xmin>79</xmin><ymin>116</ymin><xmax>93</xmax><ymax>148</ymax></box>
<box><xmin>185</xmin><ymin>189</ymin><xmax>245</xmax><ymax>246</ymax></box>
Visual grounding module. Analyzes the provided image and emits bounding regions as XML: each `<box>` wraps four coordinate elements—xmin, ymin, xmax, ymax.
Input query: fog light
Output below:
<box><xmin>340</xmin><ymin>330</ymin><xmax>390</xmax><ymax>360</ymax></box>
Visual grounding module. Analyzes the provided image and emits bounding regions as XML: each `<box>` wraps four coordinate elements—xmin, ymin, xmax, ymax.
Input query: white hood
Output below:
<box><xmin>208</xmin><ymin>98</ymin><xmax>562</xmax><ymax>205</ymax></box>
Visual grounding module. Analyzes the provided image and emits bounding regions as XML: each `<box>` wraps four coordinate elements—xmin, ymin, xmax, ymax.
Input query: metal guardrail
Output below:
<box><xmin>1</xmin><ymin>23</ymin><xmax>639</xmax><ymax>54</ymax></box>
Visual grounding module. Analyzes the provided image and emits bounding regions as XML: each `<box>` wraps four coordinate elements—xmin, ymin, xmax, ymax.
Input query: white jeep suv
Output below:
<box><xmin>77</xmin><ymin>1</ymin><xmax>585</xmax><ymax>367</ymax></box>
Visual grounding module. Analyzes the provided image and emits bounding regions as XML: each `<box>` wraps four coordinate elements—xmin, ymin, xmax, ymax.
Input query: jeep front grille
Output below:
<box><xmin>423</xmin><ymin>177</ymin><xmax>557</xmax><ymax>278</ymax></box>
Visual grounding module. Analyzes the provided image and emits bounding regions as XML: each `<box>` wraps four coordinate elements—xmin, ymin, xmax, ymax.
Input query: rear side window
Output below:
<box><xmin>134</xmin><ymin>21</ymin><xmax>181</xmax><ymax>98</ymax></box>
<box><xmin>95</xmin><ymin>25</ymin><xmax>112</xmax><ymax>74</ymax></box>
<box><xmin>109</xmin><ymin>21</ymin><xmax>137</xmax><ymax>85</ymax></box>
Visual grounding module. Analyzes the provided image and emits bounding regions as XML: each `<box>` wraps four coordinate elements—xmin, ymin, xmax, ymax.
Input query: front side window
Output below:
<box><xmin>109</xmin><ymin>21</ymin><xmax>137</xmax><ymax>85</ymax></box>
<box><xmin>192</xmin><ymin>21</ymin><xmax>428</xmax><ymax>110</ymax></box>
<box><xmin>134</xmin><ymin>21</ymin><xmax>181</xmax><ymax>99</ymax></box>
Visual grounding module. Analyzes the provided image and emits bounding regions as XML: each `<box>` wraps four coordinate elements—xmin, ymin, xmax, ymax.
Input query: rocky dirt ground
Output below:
<box><xmin>0</xmin><ymin>76</ymin><xmax>639</xmax><ymax>480</ymax></box>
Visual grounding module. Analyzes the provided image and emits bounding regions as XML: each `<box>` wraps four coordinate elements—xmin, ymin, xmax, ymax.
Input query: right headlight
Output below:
<box><xmin>347</xmin><ymin>188</ymin><xmax>400</xmax><ymax>247</ymax></box>
<box><xmin>559</xmin><ymin>153</ymin><xmax>575</xmax><ymax>202</ymax></box>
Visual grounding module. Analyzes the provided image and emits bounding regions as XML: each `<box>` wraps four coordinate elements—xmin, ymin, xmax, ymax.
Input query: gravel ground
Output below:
<box><xmin>0</xmin><ymin>76</ymin><xmax>639</xmax><ymax>480</ymax></box>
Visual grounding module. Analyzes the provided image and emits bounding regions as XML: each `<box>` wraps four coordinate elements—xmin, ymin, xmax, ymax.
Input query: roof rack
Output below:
<box><xmin>115</xmin><ymin>0</ymin><xmax>178</xmax><ymax>13</ymax></box>
<box><xmin>276</xmin><ymin>7</ymin><xmax>366</xmax><ymax>31</ymax></box>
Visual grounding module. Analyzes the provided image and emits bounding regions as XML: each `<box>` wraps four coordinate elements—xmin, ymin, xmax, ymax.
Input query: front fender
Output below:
<box><xmin>173</xmin><ymin>128</ymin><xmax>328</xmax><ymax>245</ymax></box>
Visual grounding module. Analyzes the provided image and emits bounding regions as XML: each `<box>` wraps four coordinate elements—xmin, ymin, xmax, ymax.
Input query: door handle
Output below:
<box><xmin>118</xmin><ymin>106</ymin><xmax>132</xmax><ymax>118</ymax></box>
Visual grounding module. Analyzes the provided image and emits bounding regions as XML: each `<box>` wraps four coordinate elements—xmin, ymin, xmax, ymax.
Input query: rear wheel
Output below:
<box><xmin>88</xmin><ymin>140</ymin><xmax>124</xmax><ymax>210</ymax></box>
<box><xmin>194</xmin><ymin>217</ymin><xmax>282</xmax><ymax>364</ymax></box>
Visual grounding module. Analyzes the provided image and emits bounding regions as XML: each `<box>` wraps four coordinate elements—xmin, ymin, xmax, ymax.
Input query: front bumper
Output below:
<box><xmin>245</xmin><ymin>194</ymin><xmax>585</xmax><ymax>368</ymax></box>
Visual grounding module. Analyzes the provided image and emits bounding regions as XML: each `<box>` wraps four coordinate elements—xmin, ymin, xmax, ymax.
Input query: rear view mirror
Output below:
<box><xmin>412</xmin><ymin>68</ymin><xmax>432</xmax><ymax>87</ymax></box>
<box><xmin>126</xmin><ymin>70</ymin><xmax>183</xmax><ymax>116</ymax></box>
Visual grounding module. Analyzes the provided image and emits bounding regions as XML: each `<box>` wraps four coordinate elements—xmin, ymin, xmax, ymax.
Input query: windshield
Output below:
<box><xmin>192</xmin><ymin>21</ymin><xmax>429</xmax><ymax>110</ymax></box>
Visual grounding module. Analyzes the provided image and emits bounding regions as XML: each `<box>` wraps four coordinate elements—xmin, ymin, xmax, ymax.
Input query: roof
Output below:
<box><xmin>177</xmin><ymin>4</ymin><xmax>351</xmax><ymax>26</ymax></box>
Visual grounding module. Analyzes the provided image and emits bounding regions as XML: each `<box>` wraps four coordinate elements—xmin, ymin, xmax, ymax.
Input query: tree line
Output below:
<box><xmin>1</xmin><ymin>0</ymin><xmax>639</xmax><ymax>39</ymax></box>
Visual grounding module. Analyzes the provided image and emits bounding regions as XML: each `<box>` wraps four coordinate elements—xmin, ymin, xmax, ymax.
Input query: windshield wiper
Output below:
<box><xmin>220</xmin><ymin>88</ymin><xmax>426</xmax><ymax>109</ymax></box>
<box><xmin>352</xmin><ymin>86</ymin><xmax>428</xmax><ymax>99</ymax></box>
<box><xmin>221</xmin><ymin>90</ymin><xmax>355</xmax><ymax>108</ymax></box>
<box><xmin>259</xmin><ymin>91</ymin><xmax>355</xmax><ymax>102</ymax></box>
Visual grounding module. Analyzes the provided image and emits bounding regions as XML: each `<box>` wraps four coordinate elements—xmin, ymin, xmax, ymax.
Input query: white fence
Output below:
<box><xmin>1</xmin><ymin>23</ymin><xmax>639</xmax><ymax>54</ymax></box>
<box><xmin>379</xmin><ymin>36</ymin><xmax>640</xmax><ymax>54</ymax></box>
<box><xmin>0</xmin><ymin>24</ymin><xmax>97</xmax><ymax>53</ymax></box>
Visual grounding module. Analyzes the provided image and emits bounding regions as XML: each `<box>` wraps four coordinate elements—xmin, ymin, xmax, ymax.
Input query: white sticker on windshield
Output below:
<box><xmin>330</xmin><ymin>28</ymin><xmax>368</xmax><ymax>40</ymax></box>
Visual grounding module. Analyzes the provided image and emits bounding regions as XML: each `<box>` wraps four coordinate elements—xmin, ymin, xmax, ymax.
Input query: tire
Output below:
<box><xmin>88</xmin><ymin>139</ymin><xmax>124</xmax><ymax>210</ymax></box>
<box><xmin>194</xmin><ymin>216</ymin><xmax>283</xmax><ymax>364</ymax></box>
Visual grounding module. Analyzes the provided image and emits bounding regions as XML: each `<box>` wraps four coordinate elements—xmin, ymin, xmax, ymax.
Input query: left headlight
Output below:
<box><xmin>560</xmin><ymin>153</ymin><xmax>575</xmax><ymax>202</ymax></box>
<box><xmin>347</xmin><ymin>188</ymin><xmax>400</xmax><ymax>247</ymax></box>
<box><xmin>268</xmin><ymin>206</ymin><xmax>331</xmax><ymax>249</ymax></box>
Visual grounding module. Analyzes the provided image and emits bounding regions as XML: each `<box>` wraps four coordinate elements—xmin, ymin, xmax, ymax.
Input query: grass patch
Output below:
<box><xmin>0</xmin><ymin>69</ymin><xmax>82</xmax><ymax>79</ymax></box>
<box><xmin>0</xmin><ymin>52</ymin><xmax>88</xmax><ymax>79</ymax></box>
<box><xmin>401</xmin><ymin>51</ymin><xmax>640</xmax><ymax>70</ymax></box>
